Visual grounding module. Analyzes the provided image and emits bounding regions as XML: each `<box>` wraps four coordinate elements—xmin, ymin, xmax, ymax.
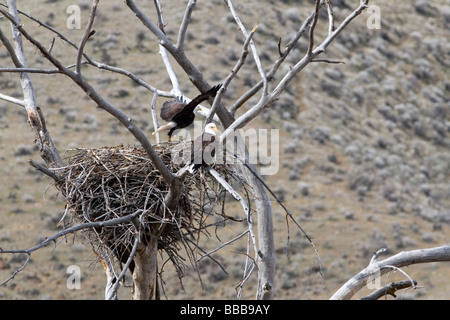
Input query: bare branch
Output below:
<box><xmin>87</xmin><ymin>60</ymin><xmax>172</xmax><ymax>97</ymax></box>
<box><xmin>314</xmin><ymin>0</ymin><xmax>370</xmax><ymax>54</ymax></box>
<box><xmin>176</xmin><ymin>0</ymin><xmax>197</xmax><ymax>51</ymax></box>
<box><xmin>240</xmin><ymin>160</ymin><xmax>323</xmax><ymax>282</ymax></box>
<box><xmin>0</xmin><ymin>92</ymin><xmax>24</xmax><ymax>107</ymax></box>
<box><xmin>126</xmin><ymin>0</ymin><xmax>176</xmax><ymax>52</ymax></box>
<box><xmin>0</xmin><ymin>67</ymin><xmax>60</xmax><ymax>74</ymax></box>
<box><xmin>0</xmin><ymin>8</ymin><xmax>68</xmax><ymax>72</ymax></box>
<box><xmin>370</xmin><ymin>247</ymin><xmax>388</xmax><ymax>264</ymax></box>
<box><xmin>359</xmin><ymin>280</ymin><xmax>418</xmax><ymax>300</ymax></box>
<box><xmin>226</xmin><ymin>0</ymin><xmax>268</xmax><ymax>97</ymax></box>
<box><xmin>196</xmin><ymin>230</ymin><xmax>249</xmax><ymax>264</ymax></box>
<box><xmin>330</xmin><ymin>246</ymin><xmax>450</xmax><ymax>300</ymax></box>
<box><xmin>0</xmin><ymin>25</ymin><xmax>22</xmax><ymax>68</ymax></box>
<box><xmin>206</xmin><ymin>166</ymin><xmax>259</xmax><ymax>299</ymax></box>
<box><xmin>1</xmin><ymin>1</ymin><xmax>63</xmax><ymax>167</ymax></box>
<box><xmin>107</xmin><ymin>234</ymin><xmax>140</xmax><ymax>300</ymax></box>
<box><xmin>229</xmin><ymin>5</ymin><xmax>318</xmax><ymax>115</ymax></box>
<box><xmin>76</xmin><ymin>0</ymin><xmax>99</xmax><ymax>75</ymax></box>
<box><xmin>204</xmin><ymin>25</ymin><xmax>257</xmax><ymax>125</ymax></box>
<box><xmin>0</xmin><ymin>6</ymin><xmax>177</xmax><ymax>185</ymax></box>
<box><xmin>126</xmin><ymin>0</ymin><xmax>235</xmax><ymax>128</ymax></box>
<box><xmin>311</xmin><ymin>59</ymin><xmax>345</xmax><ymax>64</ymax></box>
<box><xmin>380</xmin><ymin>265</ymin><xmax>417</xmax><ymax>290</ymax></box>
<box><xmin>153</xmin><ymin>0</ymin><xmax>182</xmax><ymax>96</ymax></box>
<box><xmin>222</xmin><ymin>0</ymin><xmax>370</xmax><ymax>142</ymax></box>
<box><xmin>48</xmin><ymin>37</ymin><xmax>55</xmax><ymax>53</ymax></box>
<box><xmin>1</xmin><ymin>211</ymin><xmax>142</xmax><ymax>255</ymax></box>
<box><xmin>150</xmin><ymin>91</ymin><xmax>161</xmax><ymax>144</ymax></box>
<box><xmin>1</xmin><ymin>4</ymin><xmax>172</xmax><ymax>97</ymax></box>
<box><xmin>0</xmin><ymin>210</ymin><xmax>142</xmax><ymax>287</ymax></box>
<box><xmin>325</xmin><ymin>0</ymin><xmax>335</xmax><ymax>35</ymax></box>
<box><xmin>207</xmin><ymin>167</ymin><xmax>255</xmax><ymax>256</ymax></box>
<box><xmin>29</xmin><ymin>159</ymin><xmax>62</xmax><ymax>182</ymax></box>
<box><xmin>0</xmin><ymin>253</ymin><xmax>31</xmax><ymax>287</ymax></box>
<box><xmin>159</xmin><ymin>42</ymin><xmax>181</xmax><ymax>95</ymax></box>
<box><xmin>308</xmin><ymin>0</ymin><xmax>321</xmax><ymax>56</ymax></box>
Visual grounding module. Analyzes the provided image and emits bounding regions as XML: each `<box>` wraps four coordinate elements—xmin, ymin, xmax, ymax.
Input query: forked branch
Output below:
<box><xmin>75</xmin><ymin>0</ymin><xmax>99</xmax><ymax>75</ymax></box>
<box><xmin>330</xmin><ymin>246</ymin><xmax>450</xmax><ymax>300</ymax></box>
<box><xmin>0</xmin><ymin>4</ymin><xmax>176</xmax><ymax>187</ymax></box>
<box><xmin>0</xmin><ymin>210</ymin><xmax>142</xmax><ymax>287</ymax></box>
<box><xmin>359</xmin><ymin>280</ymin><xmax>418</xmax><ymax>300</ymax></box>
<box><xmin>221</xmin><ymin>0</ymin><xmax>370</xmax><ymax>144</ymax></box>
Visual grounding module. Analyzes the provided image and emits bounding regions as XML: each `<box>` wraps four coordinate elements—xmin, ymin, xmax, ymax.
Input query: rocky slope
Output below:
<box><xmin>0</xmin><ymin>0</ymin><xmax>448</xmax><ymax>299</ymax></box>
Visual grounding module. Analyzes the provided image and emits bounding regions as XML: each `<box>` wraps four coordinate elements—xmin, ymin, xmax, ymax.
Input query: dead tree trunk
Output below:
<box><xmin>1</xmin><ymin>0</ymin><xmax>62</xmax><ymax>168</ymax></box>
<box><xmin>133</xmin><ymin>237</ymin><xmax>159</xmax><ymax>300</ymax></box>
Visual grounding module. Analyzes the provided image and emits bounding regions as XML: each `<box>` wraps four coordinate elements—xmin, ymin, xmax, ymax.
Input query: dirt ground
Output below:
<box><xmin>0</xmin><ymin>0</ymin><xmax>449</xmax><ymax>300</ymax></box>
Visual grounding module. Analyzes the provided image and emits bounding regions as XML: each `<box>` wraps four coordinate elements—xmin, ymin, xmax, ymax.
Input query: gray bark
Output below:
<box><xmin>132</xmin><ymin>237</ymin><xmax>159</xmax><ymax>300</ymax></box>
<box><xmin>330</xmin><ymin>246</ymin><xmax>450</xmax><ymax>300</ymax></box>
<box><xmin>3</xmin><ymin>0</ymin><xmax>62</xmax><ymax>168</ymax></box>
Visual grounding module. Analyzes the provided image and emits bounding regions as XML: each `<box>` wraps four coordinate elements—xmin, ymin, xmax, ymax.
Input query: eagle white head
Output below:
<box><xmin>195</xmin><ymin>106</ymin><xmax>221</xmax><ymax>123</ymax></box>
<box><xmin>204</xmin><ymin>122</ymin><xmax>218</xmax><ymax>136</ymax></box>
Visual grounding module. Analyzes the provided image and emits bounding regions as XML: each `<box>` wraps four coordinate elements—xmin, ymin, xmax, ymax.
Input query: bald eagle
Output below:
<box><xmin>190</xmin><ymin>122</ymin><xmax>219</xmax><ymax>171</ymax></box>
<box><xmin>153</xmin><ymin>84</ymin><xmax>222</xmax><ymax>142</ymax></box>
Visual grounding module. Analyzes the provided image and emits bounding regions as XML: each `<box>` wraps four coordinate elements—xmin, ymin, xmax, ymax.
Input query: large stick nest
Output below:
<box><xmin>53</xmin><ymin>143</ymin><xmax>243</xmax><ymax>275</ymax></box>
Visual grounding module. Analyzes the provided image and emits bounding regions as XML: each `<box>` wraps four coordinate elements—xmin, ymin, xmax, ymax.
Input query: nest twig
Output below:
<box><xmin>52</xmin><ymin>143</ymin><xmax>243</xmax><ymax>279</ymax></box>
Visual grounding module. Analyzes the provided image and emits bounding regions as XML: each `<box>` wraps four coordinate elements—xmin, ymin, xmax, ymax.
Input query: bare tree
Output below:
<box><xmin>2</xmin><ymin>0</ymin><xmax>447</xmax><ymax>301</ymax></box>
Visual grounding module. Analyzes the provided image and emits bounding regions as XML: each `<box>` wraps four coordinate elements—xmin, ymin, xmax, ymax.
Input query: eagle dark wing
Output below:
<box><xmin>172</xmin><ymin>84</ymin><xmax>222</xmax><ymax>122</ymax></box>
<box><xmin>160</xmin><ymin>100</ymin><xmax>186</xmax><ymax>121</ymax></box>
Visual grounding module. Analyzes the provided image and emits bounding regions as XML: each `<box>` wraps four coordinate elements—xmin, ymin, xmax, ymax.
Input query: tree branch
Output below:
<box><xmin>325</xmin><ymin>0</ymin><xmax>335</xmax><ymax>35</ymax></box>
<box><xmin>0</xmin><ymin>5</ymin><xmax>176</xmax><ymax>185</ymax></box>
<box><xmin>330</xmin><ymin>246</ymin><xmax>450</xmax><ymax>300</ymax></box>
<box><xmin>1</xmin><ymin>1</ymin><xmax>63</xmax><ymax>168</ymax></box>
<box><xmin>106</xmin><ymin>234</ymin><xmax>140</xmax><ymax>300</ymax></box>
<box><xmin>29</xmin><ymin>159</ymin><xmax>62</xmax><ymax>182</ymax></box>
<box><xmin>150</xmin><ymin>91</ymin><xmax>161</xmax><ymax>144</ymax></box>
<box><xmin>206</xmin><ymin>166</ymin><xmax>258</xmax><ymax>299</ymax></box>
<box><xmin>0</xmin><ymin>67</ymin><xmax>60</xmax><ymax>74</ymax></box>
<box><xmin>0</xmin><ymin>25</ymin><xmax>22</xmax><ymax>68</ymax></box>
<box><xmin>0</xmin><ymin>210</ymin><xmax>142</xmax><ymax>287</ymax></box>
<box><xmin>125</xmin><ymin>0</ymin><xmax>176</xmax><ymax>52</ymax></box>
<box><xmin>204</xmin><ymin>25</ymin><xmax>257</xmax><ymax>125</ymax></box>
<box><xmin>359</xmin><ymin>280</ymin><xmax>418</xmax><ymax>300</ymax></box>
<box><xmin>176</xmin><ymin>0</ymin><xmax>196</xmax><ymax>51</ymax></box>
<box><xmin>154</xmin><ymin>0</ymin><xmax>181</xmax><ymax>96</ymax></box>
<box><xmin>0</xmin><ymin>3</ymin><xmax>172</xmax><ymax>97</ymax></box>
<box><xmin>221</xmin><ymin>0</ymin><xmax>370</xmax><ymax>143</ymax></box>
<box><xmin>0</xmin><ymin>92</ymin><xmax>24</xmax><ymax>107</ymax></box>
<box><xmin>229</xmin><ymin>3</ymin><xmax>319</xmax><ymax>116</ymax></box>
<box><xmin>226</xmin><ymin>0</ymin><xmax>268</xmax><ymax>97</ymax></box>
<box><xmin>126</xmin><ymin>0</ymin><xmax>235</xmax><ymax>128</ymax></box>
<box><xmin>75</xmin><ymin>0</ymin><xmax>99</xmax><ymax>75</ymax></box>
<box><xmin>240</xmin><ymin>161</ymin><xmax>322</xmax><ymax>279</ymax></box>
<box><xmin>307</xmin><ymin>0</ymin><xmax>321</xmax><ymax>56</ymax></box>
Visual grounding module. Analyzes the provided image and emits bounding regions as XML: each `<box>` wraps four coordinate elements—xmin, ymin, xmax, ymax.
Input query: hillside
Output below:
<box><xmin>0</xmin><ymin>0</ymin><xmax>449</xmax><ymax>300</ymax></box>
